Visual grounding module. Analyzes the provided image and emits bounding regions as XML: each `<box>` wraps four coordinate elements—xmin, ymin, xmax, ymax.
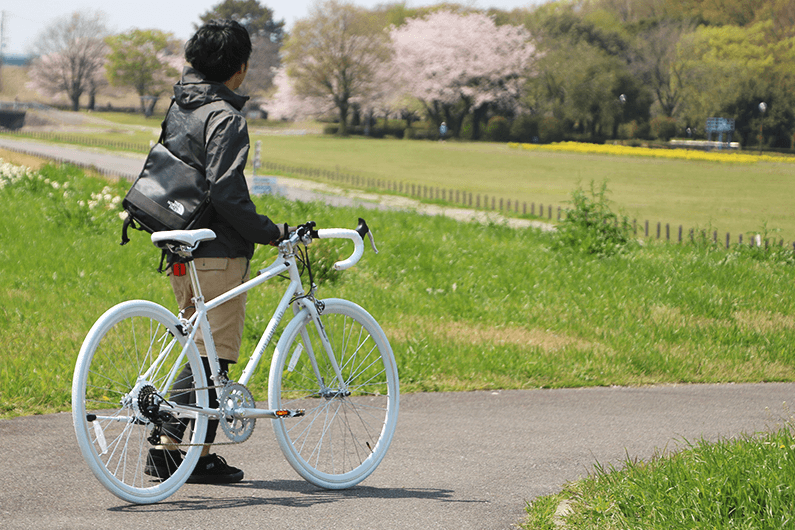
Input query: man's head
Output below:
<box><xmin>185</xmin><ymin>19</ymin><xmax>252</xmax><ymax>83</ymax></box>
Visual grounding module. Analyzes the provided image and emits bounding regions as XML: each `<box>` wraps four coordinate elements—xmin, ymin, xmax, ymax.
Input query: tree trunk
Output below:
<box><xmin>471</xmin><ymin>104</ymin><xmax>489</xmax><ymax>141</ymax></box>
<box><xmin>337</xmin><ymin>101</ymin><xmax>349</xmax><ymax>135</ymax></box>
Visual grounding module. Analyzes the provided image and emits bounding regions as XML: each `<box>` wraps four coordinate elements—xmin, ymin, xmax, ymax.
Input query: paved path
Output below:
<box><xmin>1</xmin><ymin>384</ymin><xmax>794</xmax><ymax>529</ymax></box>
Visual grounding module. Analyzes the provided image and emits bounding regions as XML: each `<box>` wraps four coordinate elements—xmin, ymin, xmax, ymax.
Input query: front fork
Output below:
<box><xmin>293</xmin><ymin>296</ymin><xmax>347</xmax><ymax>396</ymax></box>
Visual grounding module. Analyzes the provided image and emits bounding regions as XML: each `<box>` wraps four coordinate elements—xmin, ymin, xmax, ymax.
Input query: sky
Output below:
<box><xmin>1</xmin><ymin>0</ymin><xmax>545</xmax><ymax>56</ymax></box>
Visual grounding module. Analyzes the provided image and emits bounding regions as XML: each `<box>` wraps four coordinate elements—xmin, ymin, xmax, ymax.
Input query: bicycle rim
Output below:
<box><xmin>72</xmin><ymin>301</ymin><xmax>208</xmax><ymax>504</ymax></box>
<box><xmin>269</xmin><ymin>298</ymin><xmax>399</xmax><ymax>489</ymax></box>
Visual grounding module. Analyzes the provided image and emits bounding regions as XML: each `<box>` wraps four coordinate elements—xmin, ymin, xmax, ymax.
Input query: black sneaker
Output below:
<box><xmin>187</xmin><ymin>454</ymin><xmax>244</xmax><ymax>484</ymax></box>
<box><xmin>144</xmin><ymin>448</ymin><xmax>184</xmax><ymax>480</ymax></box>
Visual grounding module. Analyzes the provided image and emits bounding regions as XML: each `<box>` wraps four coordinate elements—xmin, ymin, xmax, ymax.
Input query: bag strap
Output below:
<box><xmin>157</xmin><ymin>98</ymin><xmax>176</xmax><ymax>144</ymax></box>
<box><xmin>121</xmin><ymin>215</ymin><xmax>135</xmax><ymax>246</ymax></box>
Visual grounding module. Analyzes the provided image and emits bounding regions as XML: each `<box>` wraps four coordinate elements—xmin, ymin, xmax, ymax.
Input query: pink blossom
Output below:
<box><xmin>389</xmin><ymin>11</ymin><xmax>537</xmax><ymax>129</ymax></box>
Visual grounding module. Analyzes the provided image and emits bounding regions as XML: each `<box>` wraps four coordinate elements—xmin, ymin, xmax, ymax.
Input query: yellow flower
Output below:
<box><xmin>508</xmin><ymin>142</ymin><xmax>795</xmax><ymax>164</ymax></box>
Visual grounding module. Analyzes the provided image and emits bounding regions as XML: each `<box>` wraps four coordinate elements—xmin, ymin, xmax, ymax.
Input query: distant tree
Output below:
<box><xmin>283</xmin><ymin>0</ymin><xmax>391</xmax><ymax>135</ymax></box>
<box><xmin>676</xmin><ymin>21</ymin><xmax>795</xmax><ymax>146</ymax></box>
<box><xmin>198</xmin><ymin>0</ymin><xmax>285</xmax><ymax>94</ymax></box>
<box><xmin>389</xmin><ymin>10</ymin><xmax>536</xmax><ymax>139</ymax></box>
<box><xmin>262</xmin><ymin>65</ymin><xmax>333</xmax><ymax>121</ymax></box>
<box><xmin>27</xmin><ymin>11</ymin><xmax>109</xmax><ymax>111</ymax></box>
<box><xmin>105</xmin><ymin>30</ymin><xmax>182</xmax><ymax>115</ymax></box>
<box><xmin>671</xmin><ymin>0</ymin><xmax>768</xmax><ymax>26</ymax></box>
<box><xmin>525</xmin><ymin>2</ymin><xmax>655</xmax><ymax>140</ymax></box>
<box><xmin>631</xmin><ymin>20</ymin><xmax>696</xmax><ymax>118</ymax></box>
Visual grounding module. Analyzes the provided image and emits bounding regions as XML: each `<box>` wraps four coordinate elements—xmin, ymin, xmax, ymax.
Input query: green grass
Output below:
<box><xmin>524</xmin><ymin>421</ymin><xmax>795</xmax><ymax>529</ymax></box>
<box><xmin>244</xmin><ymin>135</ymin><xmax>795</xmax><ymax>240</ymax></box>
<box><xmin>2</xmin><ymin>158</ymin><xmax>795</xmax><ymax>417</ymax></box>
<box><xmin>3</xmin><ymin>128</ymin><xmax>795</xmax><ymax>242</ymax></box>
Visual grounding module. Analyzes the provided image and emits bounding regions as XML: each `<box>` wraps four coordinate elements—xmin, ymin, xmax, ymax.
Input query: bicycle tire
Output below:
<box><xmin>72</xmin><ymin>300</ymin><xmax>208</xmax><ymax>504</ymax></box>
<box><xmin>268</xmin><ymin>298</ymin><xmax>399</xmax><ymax>489</ymax></box>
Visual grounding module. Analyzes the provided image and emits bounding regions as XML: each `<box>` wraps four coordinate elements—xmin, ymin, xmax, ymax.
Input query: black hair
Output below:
<box><xmin>185</xmin><ymin>19</ymin><xmax>252</xmax><ymax>83</ymax></box>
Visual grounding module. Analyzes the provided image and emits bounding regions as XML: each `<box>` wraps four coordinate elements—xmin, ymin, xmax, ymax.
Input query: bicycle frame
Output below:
<box><xmin>161</xmin><ymin>229</ymin><xmax>355</xmax><ymax>422</ymax></box>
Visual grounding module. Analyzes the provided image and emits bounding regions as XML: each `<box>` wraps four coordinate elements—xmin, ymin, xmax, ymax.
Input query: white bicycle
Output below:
<box><xmin>72</xmin><ymin>219</ymin><xmax>399</xmax><ymax>504</ymax></box>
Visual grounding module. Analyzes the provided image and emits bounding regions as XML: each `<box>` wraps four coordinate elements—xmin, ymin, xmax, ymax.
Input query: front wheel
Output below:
<box><xmin>72</xmin><ymin>300</ymin><xmax>209</xmax><ymax>504</ymax></box>
<box><xmin>269</xmin><ymin>298</ymin><xmax>399</xmax><ymax>489</ymax></box>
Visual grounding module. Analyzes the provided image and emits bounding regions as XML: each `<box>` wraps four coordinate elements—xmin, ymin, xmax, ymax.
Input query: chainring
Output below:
<box><xmin>218</xmin><ymin>382</ymin><xmax>256</xmax><ymax>443</ymax></box>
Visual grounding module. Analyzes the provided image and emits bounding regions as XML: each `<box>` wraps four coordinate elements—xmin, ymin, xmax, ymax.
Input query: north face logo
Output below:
<box><xmin>167</xmin><ymin>200</ymin><xmax>185</xmax><ymax>216</ymax></box>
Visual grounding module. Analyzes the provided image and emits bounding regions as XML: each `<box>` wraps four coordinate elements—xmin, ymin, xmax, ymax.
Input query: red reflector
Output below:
<box><xmin>173</xmin><ymin>263</ymin><xmax>187</xmax><ymax>276</ymax></box>
<box><xmin>275</xmin><ymin>410</ymin><xmax>290</xmax><ymax>417</ymax></box>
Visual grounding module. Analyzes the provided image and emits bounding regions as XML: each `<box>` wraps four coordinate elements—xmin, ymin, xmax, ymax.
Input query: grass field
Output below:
<box><xmin>3</xmin><ymin>156</ymin><xmax>795</xmax><ymax>418</ymax></box>
<box><xmin>245</xmin><ymin>134</ymin><xmax>795</xmax><ymax>243</ymax></box>
<box><xmin>6</xmin><ymin>117</ymin><xmax>795</xmax><ymax>244</ymax></box>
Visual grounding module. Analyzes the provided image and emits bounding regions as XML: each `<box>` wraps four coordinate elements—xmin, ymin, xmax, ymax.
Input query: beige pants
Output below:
<box><xmin>169</xmin><ymin>257</ymin><xmax>250</xmax><ymax>363</ymax></box>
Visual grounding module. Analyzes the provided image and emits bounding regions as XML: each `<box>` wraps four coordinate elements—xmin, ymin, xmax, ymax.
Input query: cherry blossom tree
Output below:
<box><xmin>261</xmin><ymin>65</ymin><xmax>334</xmax><ymax>121</ymax></box>
<box><xmin>389</xmin><ymin>11</ymin><xmax>537</xmax><ymax>139</ymax></box>
<box><xmin>27</xmin><ymin>11</ymin><xmax>109</xmax><ymax>111</ymax></box>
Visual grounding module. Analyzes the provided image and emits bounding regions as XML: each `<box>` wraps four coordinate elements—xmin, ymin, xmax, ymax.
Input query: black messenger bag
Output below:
<box><xmin>120</xmin><ymin>99</ymin><xmax>211</xmax><ymax>246</ymax></box>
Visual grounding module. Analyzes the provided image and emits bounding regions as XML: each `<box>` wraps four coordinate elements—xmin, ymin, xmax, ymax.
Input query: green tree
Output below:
<box><xmin>630</xmin><ymin>20</ymin><xmax>696</xmax><ymax>118</ymax></box>
<box><xmin>105</xmin><ymin>29</ymin><xmax>181</xmax><ymax>115</ymax></box>
<box><xmin>675</xmin><ymin>21</ymin><xmax>795</xmax><ymax>146</ymax></box>
<box><xmin>198</xmin><ymin>0</ymin><xmax>285</xmax><ymax>94</ymax></box>
<box><xmin>526</xmin><ymin>4</ymin><xmax>652</xmax><ymax>140</ymax></box>
<box><xmin>283</xmin><ymin>0</ymin><xmax>390</xmax><ymax>135</ymax></box>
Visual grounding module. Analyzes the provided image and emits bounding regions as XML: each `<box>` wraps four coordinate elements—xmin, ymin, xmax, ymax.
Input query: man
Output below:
<box><xmin>145</xmin><ymin>19</ymin><xmax>290</xmax><ymax>484</ymax></box>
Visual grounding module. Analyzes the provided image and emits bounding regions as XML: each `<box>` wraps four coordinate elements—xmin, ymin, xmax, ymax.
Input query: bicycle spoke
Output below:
<box><xmin>271</xmin><ymin>300</ymin><xmax>398</xmax><ymax>488</ymax></box>
<box><xmin>73</xmin><ymin>301</ymin><xmax>209</xmax><ymax>503</ymax></box>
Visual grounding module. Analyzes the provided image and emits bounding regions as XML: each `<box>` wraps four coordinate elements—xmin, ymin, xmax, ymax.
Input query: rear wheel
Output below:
<box><xmin>72</xmin><ymin>301</ymin><xmax>208</xmax><ymax>504</ymax></box>
<box><xmin>269</xmin><ymin>298</ymin><xmax>399</xmax><ymax>489</ymax></box>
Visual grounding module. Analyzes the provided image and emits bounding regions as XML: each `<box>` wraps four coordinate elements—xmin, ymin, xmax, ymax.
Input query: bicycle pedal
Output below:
<box><xmin>275</xmin><ymin>409</ymin><xmax>305</xmax><ymax>418</ymax></box>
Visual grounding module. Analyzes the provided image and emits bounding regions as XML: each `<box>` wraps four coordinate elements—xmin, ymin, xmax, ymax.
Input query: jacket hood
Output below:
<box><xmin>173</xmin><ymin>66</ymin><xmax>249</xmax><ymax>111</ymax></box>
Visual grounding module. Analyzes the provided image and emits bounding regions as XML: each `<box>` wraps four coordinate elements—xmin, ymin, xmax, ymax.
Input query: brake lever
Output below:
<box><xmin>355</xmin><ymin>218</ymin><xmax>379</xmax><ymax>254</ymax></box>
<box><xmin>366</xmin><ymin>229</ymin><xmax>379</xmax><ymax>254</ymax></box>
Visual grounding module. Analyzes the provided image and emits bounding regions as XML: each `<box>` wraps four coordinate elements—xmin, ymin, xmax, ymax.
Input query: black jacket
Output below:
<box><xmin>163</xmin><ymin>67</ymin><xmax>280</xmax><ymax>259</ymax></box>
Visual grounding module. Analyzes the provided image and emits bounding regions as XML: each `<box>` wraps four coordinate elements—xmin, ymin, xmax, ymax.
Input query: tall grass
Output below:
<box><xmin>525</xmin><ymin>421</ymin><xmax>795</xmax><ymax>529</ymax></box>
<box><xmin>2</xmin><ymin>160</ymin><xmax>795</xmax><ymax>418</ymax></box>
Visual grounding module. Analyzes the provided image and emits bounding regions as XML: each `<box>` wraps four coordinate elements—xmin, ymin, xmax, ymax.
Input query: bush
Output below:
<box><xmin>323</xmin><ymin>124</ymin><xmax>339</xmax><ymax>135</ymax></box>
<box><xmin>485</xmin><ymin>116</ymin><xmax>511</xmax><ymax>142</ymax></box>
<box><xmin>552</xmin><ymin>180</ymin><xmax>637</xmax><ymax>257</ymax></box>
<box><xmin>404</xmin><ymin>126</ymin><xmax>435</xmax><ymax>140</ymax></box>
<box><xmin>538</xmin><ymin>116</ymin><xmax>566</xmax><ymax>143</ymax></box>
<box><xmin>618</xmin><ymin>119</ymin><xmax>650</xmax><ymax>140</ymax></box>
<box><xmin>460</xmin><ymin>115</ymin><xmax>474</xmax><ymax>140</ymax></box>
<box><xmin>510</xmin><ymin>114</ymin><xmax>540</xmax><ymax>143</ymax></box>
<box><xmin>650</xmin><ymin>116</ymin><xmax>678</xmax><ymax>141</ymax></box>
